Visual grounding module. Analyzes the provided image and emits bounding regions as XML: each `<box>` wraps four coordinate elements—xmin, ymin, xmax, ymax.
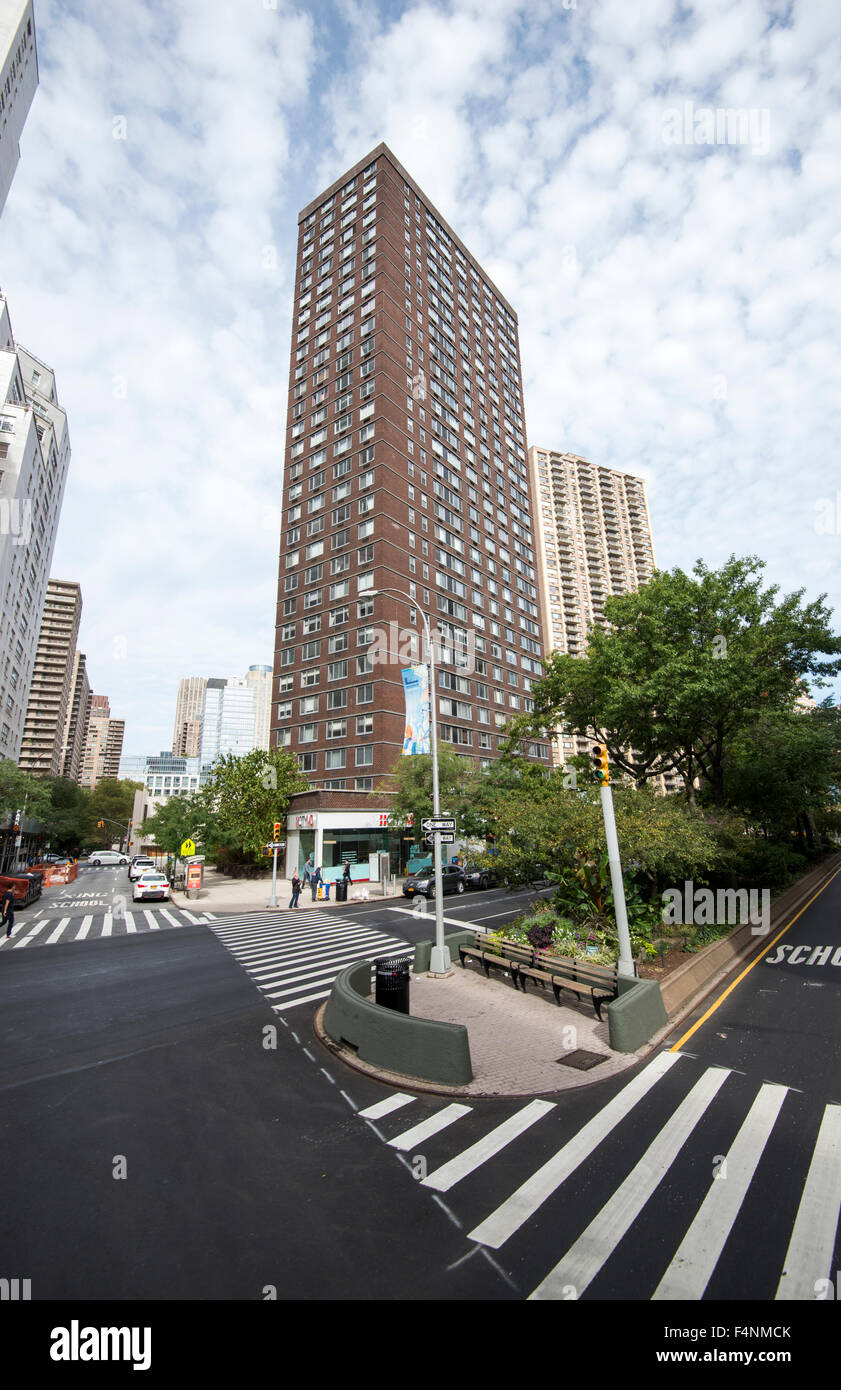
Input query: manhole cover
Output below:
<box><xmin>556</xmin><ymin>1049</ymin><xmax>606</xmax><ymax>1070</ymax></box>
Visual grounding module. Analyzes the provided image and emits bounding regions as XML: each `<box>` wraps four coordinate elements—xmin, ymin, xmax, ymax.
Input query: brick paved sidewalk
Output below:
<box><xmin>170</xmin><ymin>865</ymin><xmax>403</xmax><ymax>914</ymax></box>
<box><xmin>406</xmin><ymin>967</ymin><xmax>639</xmax><ymax>1096</ymax></box>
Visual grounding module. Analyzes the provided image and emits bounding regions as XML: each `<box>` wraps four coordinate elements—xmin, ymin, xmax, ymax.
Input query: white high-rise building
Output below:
<box><xmin>0</xmin><ymin>292</ymin><xmax>70</xmax><ymax>761</ymax></box>
<box><xmin>0</xmin><ymin>1</ymin><xmax>37</xmax><ymax>215</ymax></box>
<box><xmin>244</xmin><ymin>664</ymin><xmax>272</xmax><ymax>751</ymax></box>
<box><xmin>199</xmin><ymin>677</ymin><xmax>256</xmax><ymax>769</ymax></box>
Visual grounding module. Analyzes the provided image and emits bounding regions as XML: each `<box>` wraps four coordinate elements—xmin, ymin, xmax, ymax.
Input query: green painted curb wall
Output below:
<box><xmin>322</xmin><ymin>959</ymin><xmax>473</xmax><ymax>1086</ymax></box>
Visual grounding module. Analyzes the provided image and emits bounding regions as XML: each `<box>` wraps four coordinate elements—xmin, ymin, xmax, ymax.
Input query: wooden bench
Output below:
<box><xmin>458</xmin><ymin>932</ymin><xmax>533</xmax><ymax>987</ymax></box>
<box><xmin>518</xmin><ymin>951</ymin><xmax>619</xmax><ymax>1020</ymax></box>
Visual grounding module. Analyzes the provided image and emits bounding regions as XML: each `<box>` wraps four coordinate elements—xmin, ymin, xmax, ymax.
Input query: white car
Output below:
<box><xmin>132</xmin><ymin>871</ymin><xmax>171</xmax><ymax>902</ymax></box>
<box><xmin>89</xmin><ymin>850</ymin><xmax>129</xmax><ymax>866</ymax></box>
<box><xmin>128</xmin><ymin>857</ymin><xmax>156</xmax><ymax>881</ymax></box>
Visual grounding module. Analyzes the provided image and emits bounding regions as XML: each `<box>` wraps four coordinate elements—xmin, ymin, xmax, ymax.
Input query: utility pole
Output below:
<box><xmin>592</xmin><ymin>746</ymin><xmax>635</xmax><ymax>979</ymax></box>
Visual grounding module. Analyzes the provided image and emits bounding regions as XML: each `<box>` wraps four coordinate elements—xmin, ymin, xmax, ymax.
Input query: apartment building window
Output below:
<box><xmin>325</xmin><ymin>750</ymin><xmax>346</xmax><ymax>770</ymax></box>
<box><xmin>355</xmin><ymin>777</ymin><xmax>374</xmax><ymax>791</ymax></box>
<box><xmin>326</xmin><ymin>719</ymin><xmax>347</xmax><ymax>739</ymax></box>
<box><xmin>327</xmin><ymin>689</ymin><xmax>347</xmax><ymax>710</ymax></box>
<box><xmin>301</xmin><ymin>641</ymin><xmax>320</xmax><ymax>661</ymax></box>
<box><xmin>356</xmin><ymin>715</ymin><xmax>373</xmax><ymax>736</ymax></box>
<box><xmin>298</xmin><ymin>752</ymin><xmax>318</xmax><ymax>774</ymax></box>
<box><xmin>301</xmin><ymin>668</ymin><xmax>320</xmax><ymax>688</ymax></box>
<box><xmin>355</xmin><ymin>746</ymin><xmax>373</xmax><ymax>767</ymax></box>
<box><xmin>299</xmin><ymin>696</ymin><xmax>319</xmax><ymax>715</ymax></box>
<box><xmin>356</xmin><ymin>655</ymin><xmax>374</xmax><ymax>675</ymax></box>
<box><xmin>304</xmin><ymin>588</ymin><xmax>322</xmax><ymax>609</ymax></box>
<box><xmin>277</xmin><ymin>702</ymin><xmax>292</xmax><ymax>721</ymax></box>
<box><xmin>328</xmin><ymin>633</ymin><xmax>348</xmax><ymax>654</ymax></box>
<box><xmin>299</xmin><ymin>723</ymin><xmax>318</xmax><ymax>743</ymax></box>
<box><xmin>356</xmin><ymin>683</ymin><xmax>374</xmax><ymax>704</ymax></box>
<box><xmin>328</xmin><ymin>661</ymin><xmax>348</xmax><ymax>681</ymax></box>
<box><xmin>276</xmin><ymin>729</ymin><xmax>291</xmax><ymax>747</ymax></box>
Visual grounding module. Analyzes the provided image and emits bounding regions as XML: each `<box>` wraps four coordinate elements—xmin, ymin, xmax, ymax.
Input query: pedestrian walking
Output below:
<box><xmin>289</xmin><ymin>870</ymin><xmax>302</xmax><ymax>909</ymax></box>
<box><xmin>302</xmin><ymin>856</ymin><xmax>313</xmax><ymax>887</ymax></box>
<box><xmin>311</xmin><ymin>864</ymin><xmax>323</xmax><ymax>900</ymax></box>
<box><xmin>1</xmin><ymin>885</ymin><xmax>15</xmax><ymax>940</ymax></box>
<box><xmin>342</xmin><ymin>859</ymin><xmax>352</xmax><ymax>883</ymax></box>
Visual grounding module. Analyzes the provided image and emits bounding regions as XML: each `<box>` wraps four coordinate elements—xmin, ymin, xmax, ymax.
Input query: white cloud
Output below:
<box><xmin>2</xmin><ymin>0</ymin><xmax>839</xmax><ymax>757</ymax></box>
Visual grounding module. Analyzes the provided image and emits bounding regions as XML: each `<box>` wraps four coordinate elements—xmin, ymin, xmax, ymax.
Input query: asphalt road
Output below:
<box><xmin>1</xmin><ymin>866</ymin><xmax>838</xmax><ymax>1310</ymax></box>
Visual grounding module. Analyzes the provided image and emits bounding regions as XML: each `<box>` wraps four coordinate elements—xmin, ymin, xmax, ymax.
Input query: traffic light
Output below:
<box><xmin>273</xmin><ymin>821</ymin><xmax>281</xmax><ymax>839</ymax></box>
<box><xmin>591</xmin><ymin>745</ymin><xmax>610</xmax><ymax>785</ymax></box>
<box><xmin>97</xmin><ymin>820</ymin><xmax>105</xmax><ymax>829</ymax></box>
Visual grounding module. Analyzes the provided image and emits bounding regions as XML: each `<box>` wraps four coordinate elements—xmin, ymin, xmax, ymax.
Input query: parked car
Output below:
<box><xmin>132</xmin><ymin>871</ymin><xmax>171</xmax><ymax>903</ymax></box>
<box><xmin>463</xmin><ymin>863</ymin><xmax>501</xmax><ymax>890</ymax></box>
<box><xmin>128</xmin><ymin>857</ymin><xmax>156</xmax><ymax>881</ymax></box>
<box><xmin>403</xmin><ymin>864</ymin><xmax>466</xmax><ymax>897</ymax></box>
<box><xmin>88</xmin><ymin>850</ymin><xmax>129</xmax><ymax>866</ymax></box>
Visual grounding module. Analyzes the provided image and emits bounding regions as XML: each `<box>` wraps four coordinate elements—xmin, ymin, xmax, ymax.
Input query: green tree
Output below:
<box><xmin>40</xmin><ymin>778</ymin><xmax>92</xmax><ymax>853</ymax></box>
<box><xmin>136</xmin><ymin>791</ymin><xmax>214</xmax><ymax>857</ymax></box>
<box><xmin>0</xmin><ymin>760</ymin><xmax>52</xmax><ymax>824</ymax></box>
<box><xmin>382</xmin><ymin>744</ymin><xmax>490</xmax><ymax>839</ymax></box>
<box><xmin>723</xmin><ymin>703</ymin><xmax>841</xmax><ymax>844</ymax></box>
<box><xmin>202</xmin><ymin>749</ymin><xmax>308</xmax><ymax>862</ymax></box>
<box><xmin>487</xmin><ymin>773</ymin><xmax>722</xmax><ymax>944</ymax></box>
<box><xmin>87</xmin><ymin>779</ymin><xmax>142</xmax><ymax>848</ymax></box>
<box><xmin>519</xmin><ymin>556</ymin><xmax>841</xmax><ymax>806</ymax></box>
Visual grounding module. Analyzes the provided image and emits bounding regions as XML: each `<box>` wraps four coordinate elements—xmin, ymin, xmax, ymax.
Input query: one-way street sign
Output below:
<box><xmin>424</xmin><ymin>832</ymin><xmax>455</xmax><ymax>846</ymax></box>
<box><xmin>421</xmin><ymin>817</ymin><xmax>456</xmax><ymax>832</ymax></box>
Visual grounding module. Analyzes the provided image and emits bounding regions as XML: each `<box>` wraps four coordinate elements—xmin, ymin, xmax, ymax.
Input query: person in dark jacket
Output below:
<box><xmin>289</xmin><ymin>871</ymin><xmax>302</xmax><ymax>909</ymax></box>
<box><xmin>1</xmin><ymin>886</ymin><xmax>15</xmax><ymax>940</ymax></box>
<box><xmin>311</xmin><ymin>864</ymin><xmax>323</xmax><ymax>900</ymax></box>
<box><xmin>342</xmin><ymin>860</ymin><xmax>352</xmax><ymax>883</ymax></box>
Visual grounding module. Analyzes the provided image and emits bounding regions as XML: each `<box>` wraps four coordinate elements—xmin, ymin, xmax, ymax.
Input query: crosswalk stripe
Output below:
<box><xmin>102</xmin><ymin>912</ymin><xmax>113</xmax><ymax>936</ymax></box>
<box><xmin>214</xmin><ymin>919</ymin><xmax>362</xmax><ymax>948</ymax></box>
<box><xmin>528</xmin><ymin>1066</ymin><xmax>732</xmax><ymax>1301</ymax></box>
<box><xmin>422</xmin><ymin>1100</ymin><xmax>557</xmax><ymax>1193</ymax></box>
<box><xmin>652</xmin><ymin>1081</ymin><xmax>788</xmax><ymax>1301</ymax></box>
<box><xmin>46</xmin><ymin>917</ymin><xmax>71</xmax><ymax>945</ymax></box>
<box><xmin>254</xmin><ymin>942</ymin><xmax>413</xmax><ymax>982</ymax></box>
<box><xmin>469</xmin><ymin>1051</ymin><xmax>683</xmax><ymax>1250</ymax></box>
<box><xmin>13</xmin><ymin>918</ymin><xmax>49</xmax><ymax>946</ymax></box>
<box><xmin>272</xmin><ymin>990</ymin><xmax>332</xmax><ymax>1012</ymax></box>
<box><xmin>359</xmin><ymin>1093</ymin><xmax>417</xmax><ymax>1120</ymax></box>
<box><xmin>181</xmin><ymin>910</ymin><xmax>201</xmax><ymax>924</ymax></box>
<box><xmin>159</xmin><ymin>910</ymin><xmax>181</xmax><ymax>928</ymax></box>
<box><xmin>124</xmin><ymin>912</ymin><xmax>136</xmax><ymax>932</ymax></box>
<box><xmin>776</xmin><ymin>1103</ymin><xmax>841</xmax><ymax>1301</ymax></box>
<box><xmin>240</xmin><ymin>930</ymin><xmax>398</xmax><ymax>967</ymax></box>
<box><xmin>388</xmin><ymin>1104</ymin><xmax>473</xmax><ymax>1151</ymax></box>
<box><xmin>74</xmin><ymin>915</ymin><xmax>94</xmax><ymax>941</ymax></box>
<box><xmin>143</xmin><ymin>910</ymin><xmax>159</xmax><ymax>930</ymax></box>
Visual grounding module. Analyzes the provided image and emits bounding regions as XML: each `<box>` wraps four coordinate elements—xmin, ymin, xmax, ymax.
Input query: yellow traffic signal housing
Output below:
<box><xmin>591</xmin><ymin>745</ymin><xmax>610</xmax><ymax>784</ymax></box>
<box><xmin>273</xmin><ymin>821</ymin><xmax>282</xmax><ymax>838</ymax></box>
<box><xmin>97</xmin><ymin>819</ymin><xmax>105</xmax><ymax>828</ymax></box>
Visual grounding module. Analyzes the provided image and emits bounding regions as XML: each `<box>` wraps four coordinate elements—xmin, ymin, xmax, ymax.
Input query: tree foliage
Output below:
<box><xmin>516</xmin><ymin>556</ymin><xmax>841</xmax><ymax>807</ymax></box>
<box><xmin>201</xmin><ymin>748</ymin><xmax>308</xmax><ymax>861</ymax></box>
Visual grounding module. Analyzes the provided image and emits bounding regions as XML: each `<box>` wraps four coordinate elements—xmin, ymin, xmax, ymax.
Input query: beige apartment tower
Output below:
<box><xmin>18</xmin><ymin>578</ymin><xmax>82</xmax><ymax>775</ymax></box>
<box><xmin>172</xmin><ymin>676</ymin><xmax>207</xmax><ymax>757</ymax></box>
<box><xmin>530</xmin><ymin>447</ymin><xmax>660</xmax><ymax>770</ymax></box>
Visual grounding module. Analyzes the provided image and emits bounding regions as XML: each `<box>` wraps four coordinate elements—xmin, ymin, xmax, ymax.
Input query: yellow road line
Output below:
<box><xmin>669</xmin><ymin>864</ymin><xmax>841</xmax><ymax>1053</ymax></box>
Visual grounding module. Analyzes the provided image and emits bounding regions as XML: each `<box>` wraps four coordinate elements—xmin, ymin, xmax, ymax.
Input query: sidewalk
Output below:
<box><xmin>170</xmin><ymin>865</ymin><xmax>405</xmax><ymax>915</ymax></box>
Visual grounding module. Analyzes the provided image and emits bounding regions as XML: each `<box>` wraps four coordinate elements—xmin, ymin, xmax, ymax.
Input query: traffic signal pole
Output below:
<box><xmin>592</xmin><ymin>747</ymin><xmax>635</xmax><ymax>979</ymax></box>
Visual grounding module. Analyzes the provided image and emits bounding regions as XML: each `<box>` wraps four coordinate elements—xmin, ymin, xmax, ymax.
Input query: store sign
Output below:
<box><xmin>401</xmin><ymin>665</ymin><xmax>430</xmax><ymax>755</ymax></box>
<box><xmin>293</xmin><ymin>813</ymin><xmax>317</xmax><ymax>829</ymax></box>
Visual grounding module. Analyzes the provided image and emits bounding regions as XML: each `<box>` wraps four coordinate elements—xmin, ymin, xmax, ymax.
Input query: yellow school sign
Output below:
<box><xmin>180</xmin><ymin>839</ymin><xmax>196</xmax><ymax>857</ymax></box>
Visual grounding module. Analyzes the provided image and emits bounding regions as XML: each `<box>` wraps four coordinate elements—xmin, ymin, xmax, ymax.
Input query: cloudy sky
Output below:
<box><xmin>1</xmin><ymin>0</ymin><xmax>839</xmax><ymax>755</ymax></box>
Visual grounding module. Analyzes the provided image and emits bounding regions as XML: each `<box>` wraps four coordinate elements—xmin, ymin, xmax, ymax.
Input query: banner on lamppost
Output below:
<box><xmin>401</xmin><ymin>664</ymin><xmax>430</xmax><ymax>755</ymax></box>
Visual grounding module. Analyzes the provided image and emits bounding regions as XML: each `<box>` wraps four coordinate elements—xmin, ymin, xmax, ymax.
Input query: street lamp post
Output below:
<box><xmin>370</xmin><ymin>588</ymin><xmax>451</xmax><ymax>974</ymax></box>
